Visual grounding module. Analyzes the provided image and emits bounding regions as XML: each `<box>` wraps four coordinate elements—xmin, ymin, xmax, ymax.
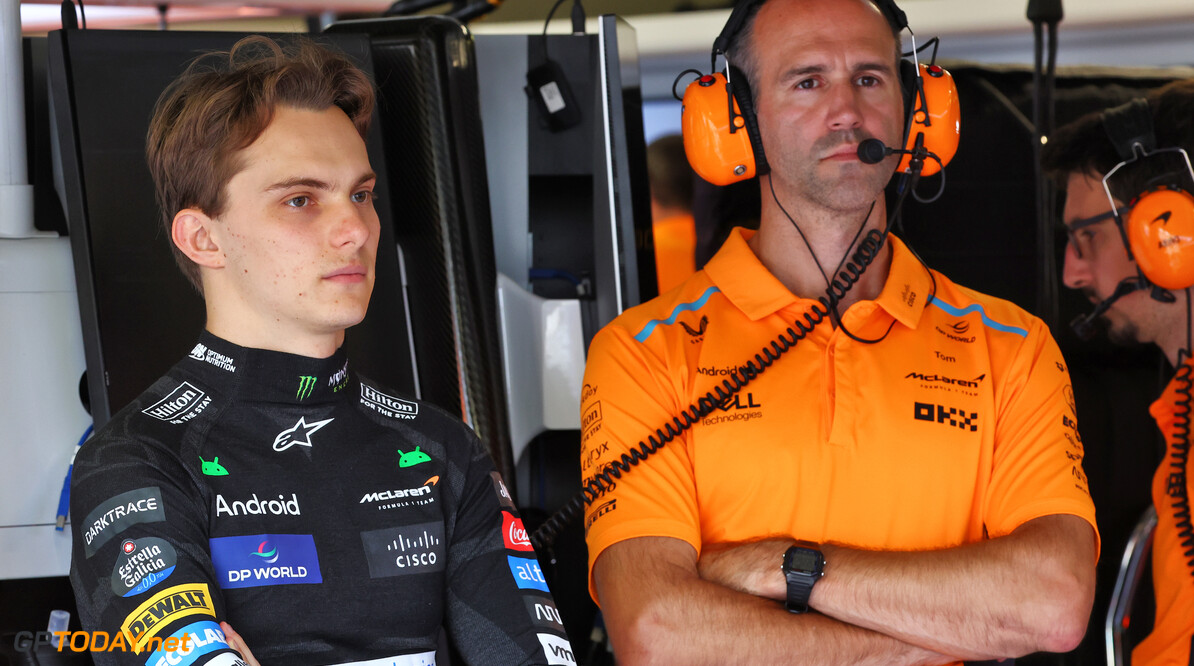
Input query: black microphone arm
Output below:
<box><xmin>1070</xmin><ymin>276</ymin><xmax>1149</xmax><ymax>340</ymax></box>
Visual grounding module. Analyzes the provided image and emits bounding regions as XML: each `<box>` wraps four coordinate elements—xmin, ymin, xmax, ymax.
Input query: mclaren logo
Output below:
<box><xmin>905</xmin><ymin>372</ymin><xmax>986</xmax><ymax>389</ymax></box>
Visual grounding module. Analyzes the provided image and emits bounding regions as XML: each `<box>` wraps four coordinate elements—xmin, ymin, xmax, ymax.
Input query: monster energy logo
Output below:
<box><xmin>296</xmin><ymin>376</ymin><xmax>317</xmax><ymax>400</ymax></box>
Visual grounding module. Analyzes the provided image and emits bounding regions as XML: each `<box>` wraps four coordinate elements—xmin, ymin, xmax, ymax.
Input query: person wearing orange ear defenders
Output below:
<box><xmin>579</xmin><ymin>0</ymin><xmax>1098</xmax><ymax>663</ymax></box>
<box><xmin>1044</xmin><ymin>79</ymin><xmax>1194</xmax><ymax>666</ymax></box>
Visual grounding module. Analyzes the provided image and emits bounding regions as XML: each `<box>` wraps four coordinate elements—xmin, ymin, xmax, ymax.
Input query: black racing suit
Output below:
<box><xmin>70</xmin><ymin>331</ymin><xmax>574</xmax><ymax>666</ymax></box>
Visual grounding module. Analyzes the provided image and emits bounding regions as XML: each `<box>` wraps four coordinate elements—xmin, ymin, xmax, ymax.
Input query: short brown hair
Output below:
<box><xmin>1042</xmin><ymin>78</ymin><xmax>1194</xmax><ymax>202</ymax></box>
<box><xmin>146</xmin><ymin>35</ymin><xmax>375</xmax><ymax>293</ymax></box>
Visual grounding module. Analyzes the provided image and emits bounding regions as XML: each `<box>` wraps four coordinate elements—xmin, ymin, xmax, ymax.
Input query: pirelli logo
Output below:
<box><xmin>120</xmin><ymin>583</ymin><xmax>215</xmax><ymax>652</ymax></box>
<box><xmin>914</xmin><ymin>402</ymin><xmax>979</xmax><ymax>432</ymax></box>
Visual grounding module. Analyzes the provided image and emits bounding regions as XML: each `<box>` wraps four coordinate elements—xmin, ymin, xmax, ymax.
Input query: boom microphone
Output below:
<box><xmin>857</xmin><ymin>138</ymin><xmax>893</xmax><ymax>165</ymax></box>
<box><xmin>857</xmin><ymin>136</ymin><xmax>940</xmax><ymax>176</ymax></box>
<box><xmin>1070</xmin><ymin>276</ymin><xmax>1150</xmax><ymax>341</ymax></box>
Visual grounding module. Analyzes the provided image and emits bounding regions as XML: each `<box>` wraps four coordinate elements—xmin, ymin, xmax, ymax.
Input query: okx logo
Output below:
<box><xmin>209</xmin><ymin>534</ymin><xmax>322</xmax><ymax>589</ymax></box>
<box><xmin>296</xmin><ymin>376</ymin><xmax>317</xmax><ymax>400</ymax></box>
<box><xmin>914</xmin><ymin>402</ymin><xmax>979</xmax><ymax>432</ymax></box>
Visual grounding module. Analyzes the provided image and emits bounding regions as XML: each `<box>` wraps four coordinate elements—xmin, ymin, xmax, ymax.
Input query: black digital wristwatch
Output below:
<box><xmin>781</xmin><ymin>545</ymin><xmax>825</xmax><ymax>614</ymax></box>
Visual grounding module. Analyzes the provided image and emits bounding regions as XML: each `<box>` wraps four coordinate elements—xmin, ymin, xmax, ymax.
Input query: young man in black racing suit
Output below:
<box><xmin>69</xmin><ymin>36</ymin><xmax>574</xmax><ymax>666</ymax></box>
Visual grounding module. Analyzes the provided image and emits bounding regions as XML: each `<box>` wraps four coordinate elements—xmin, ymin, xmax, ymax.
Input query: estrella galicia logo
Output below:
<box><xmin>272</xmin><ymin>416</ymin><xmax>333</xmax><ymax>451</ymax></box>
<box><xmin>914</xmin><ymin>402</ymin><xmax>979</xmax><ymax>432</ymax></box>
<box><xmin>296</xmin><ymin>376</ymin><xmax>317</xmax><ymax>400</ymax></box>
<box><xmin>679</xmin><ymin>315</ymin><xmax>708</xmax><ymax>338</ymax></box>
<box><xmin>209</xmin><ymin>534</ymin><xmax>322</xmax><ymax>589</ymax></box>
<box><xmin>111</xmin><ymin>537</ymin><xmax>177</xmax><ymax>597</ymax></box>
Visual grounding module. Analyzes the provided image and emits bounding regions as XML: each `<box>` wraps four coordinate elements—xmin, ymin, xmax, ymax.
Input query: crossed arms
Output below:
<box><xmin>594</xmin><ymin>514</ymin><xmax>1096</xmax><ymax>665</ymax></box>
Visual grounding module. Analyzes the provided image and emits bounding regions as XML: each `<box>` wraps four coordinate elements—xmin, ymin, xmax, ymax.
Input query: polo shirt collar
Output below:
<box><xmin>703</xmin><ymin>227</ymin><xmax>931</xmax><ymax>329</ymax></box>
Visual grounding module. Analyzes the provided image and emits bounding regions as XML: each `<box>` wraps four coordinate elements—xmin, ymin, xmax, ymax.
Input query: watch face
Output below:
<box><xmin>785</xmin><ymin>548</ymin><xmax>819</xmax><ymax>573</ymax></box>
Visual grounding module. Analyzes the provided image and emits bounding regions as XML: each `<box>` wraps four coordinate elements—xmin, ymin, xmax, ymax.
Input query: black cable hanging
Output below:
<box><xmin>1027</xmin><ymin>0</ymin><xmax>1063</xmax><ymax>330</ymax></box>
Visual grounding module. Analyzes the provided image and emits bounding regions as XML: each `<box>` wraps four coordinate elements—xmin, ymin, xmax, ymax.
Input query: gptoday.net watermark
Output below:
<box><xmin>13</xmin><ymin>630</ymin><xmax>192</xmax><ymax>654</ymax></box>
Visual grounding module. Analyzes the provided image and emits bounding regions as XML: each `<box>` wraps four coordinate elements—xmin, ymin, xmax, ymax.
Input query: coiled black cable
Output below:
<box><xmin>529</xmin><ymin>228</ymin><xmax>888</xmax><ymax>551</ymax></box>
<box><xmin>1169</xmin><ymin>347</ymin><xmax>1194</xmax><ymax>575</ymax></box>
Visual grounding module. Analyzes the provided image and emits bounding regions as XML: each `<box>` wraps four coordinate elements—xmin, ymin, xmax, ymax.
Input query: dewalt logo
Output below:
<box><xmin>120</xmin><ymin>583</ymin><xmax>215</xmax><ymax>652</ymax></box>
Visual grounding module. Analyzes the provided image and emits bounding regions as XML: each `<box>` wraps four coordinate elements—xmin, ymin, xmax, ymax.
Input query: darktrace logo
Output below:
<box><xmin>82</xmin><ymin>487</ymin><xmax>166</xmax><ymax>557</ymax></box>
<box><xmin>679</xmin><ymin>315</ymin><xmax>708</xmax><ymax>338</ymax></box>
<box><xmin>271</xmin><ymin>416</ymin><xmax>333</xmax><ymax>452</ymax></box>
<box><xmin>935</xmin><ymin>320</ymin><xmax>976</xmax><ymax>344</ymax></box>
<box><xmin>296</xmin><ymin>376</ymin><xmax>317</xmax><ymax>400</ymax></box>
<box><xmin>914</xmin><ymin>402</ymin><xmax>979</xmax><ymax>432</ymax></box>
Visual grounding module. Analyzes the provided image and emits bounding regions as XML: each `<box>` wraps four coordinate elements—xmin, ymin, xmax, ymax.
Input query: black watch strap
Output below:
<box><xmin>782</xmin><ymin>545</ymin><xmax>824</xmax><ymax>614</ymax></box>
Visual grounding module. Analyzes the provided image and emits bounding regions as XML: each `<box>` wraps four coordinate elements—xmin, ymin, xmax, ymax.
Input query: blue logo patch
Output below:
<box><xmin>507</xmin><ymin>555</ymin><xmax>550</xmax><ymax>592</ymax></box>
<box><xmin>143</xmin><ymin>621</ymin><xmax>229</xmax><ymax>666</ymax></box>
<box><xmin>209</xmin><ymin>534</ymin><xmax>322</xmax><ymax>589</ymax></box>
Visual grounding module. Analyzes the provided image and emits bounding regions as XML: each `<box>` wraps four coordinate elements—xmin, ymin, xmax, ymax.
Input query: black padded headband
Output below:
<box><xmin>1101</xmin><ymin>98</ymin><xmax>1156</xmax><ymax>162</ymax></box>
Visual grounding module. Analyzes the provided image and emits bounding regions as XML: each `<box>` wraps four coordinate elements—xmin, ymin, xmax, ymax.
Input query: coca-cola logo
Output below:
<box><xmin>501</xmin><ymin>511</ymin><xmax>534</xmax><ymax>552</ymax></box>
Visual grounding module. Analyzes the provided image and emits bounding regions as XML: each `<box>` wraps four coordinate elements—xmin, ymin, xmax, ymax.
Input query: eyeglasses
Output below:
<box><xmin>1063</xmin><ymin>206</ymin><xmax>1131</xmax><ymax>258</ymax></box>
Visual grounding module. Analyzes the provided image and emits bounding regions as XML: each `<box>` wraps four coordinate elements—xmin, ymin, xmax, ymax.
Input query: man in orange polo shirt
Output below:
<box><xmin>1044</xmin><ymin>79</ymin><xmax>1194</xmax><ymax>666</ymax></box>
<box><xmin>579</xmin><ymin>0</ymin><xmax>1099</xmax><ymax>663</ymax></box>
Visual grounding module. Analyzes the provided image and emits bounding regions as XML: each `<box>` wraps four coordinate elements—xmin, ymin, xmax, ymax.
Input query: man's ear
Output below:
<box><xmin>171</xmin><ymin>208</ymin><xmax>224</xmax><ymax>269</ymax></box>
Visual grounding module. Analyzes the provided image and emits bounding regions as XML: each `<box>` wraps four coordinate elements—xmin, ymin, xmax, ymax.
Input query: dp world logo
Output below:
<box><xmin>250</xmin><ymin>540</ymin><xmax>280</xmax><ymax>564</ymax></box>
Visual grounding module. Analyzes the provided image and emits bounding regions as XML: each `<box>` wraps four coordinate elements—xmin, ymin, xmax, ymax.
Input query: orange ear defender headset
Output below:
<box><xmin>1101</xmin><ymin>98</ymin><xmax>1194</xmax><ymax>291</ymax></box>
<box><xmin>679</xmin><ymin>0</ymin><xmax>960</xmax><ymax>187</ymax></box>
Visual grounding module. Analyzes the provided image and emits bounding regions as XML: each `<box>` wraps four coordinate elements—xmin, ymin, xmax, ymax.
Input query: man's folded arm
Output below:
<box><xmin>593</xmin><ymin>536</ymin><xmax>958</xmax><ymax>666</ymax></box>
<box><xmin>694</xmin><ymin>514</ymin><xmax>1097</xmax><ymax>661</ymax></box>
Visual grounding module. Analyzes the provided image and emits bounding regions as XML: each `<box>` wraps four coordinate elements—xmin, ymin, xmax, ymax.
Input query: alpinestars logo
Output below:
<box><xmin>272</xmin><ymin>416</ymin><xmax>333</xmax><ymax>451</ymax></box>
<box><xmin>914</xmin><ymin>402</ymin><xmax>979</xmax><ymax>432</ymax></box>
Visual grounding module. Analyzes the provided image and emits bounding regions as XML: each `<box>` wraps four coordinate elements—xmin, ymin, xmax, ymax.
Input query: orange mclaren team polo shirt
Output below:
<box><xmin>581</xmin><ymin>228</ymin><xmax>1100</xmax><ymax>604</ymax></box>
<box><xmin>1134</xmin><ymin>362</ymin><xmax>1194</xmax><ymax>666</ymax></box>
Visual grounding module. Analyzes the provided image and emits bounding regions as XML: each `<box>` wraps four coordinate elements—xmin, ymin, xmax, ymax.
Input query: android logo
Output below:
<box><xmin>397</xmin><ymin>446</ymin><xmax>431</xmax><ymax>468</ymax></box>
<box><xmin>200</xmin><ymin>456</ymin><xmax>228</xmax><ymax>476</ymax></box>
